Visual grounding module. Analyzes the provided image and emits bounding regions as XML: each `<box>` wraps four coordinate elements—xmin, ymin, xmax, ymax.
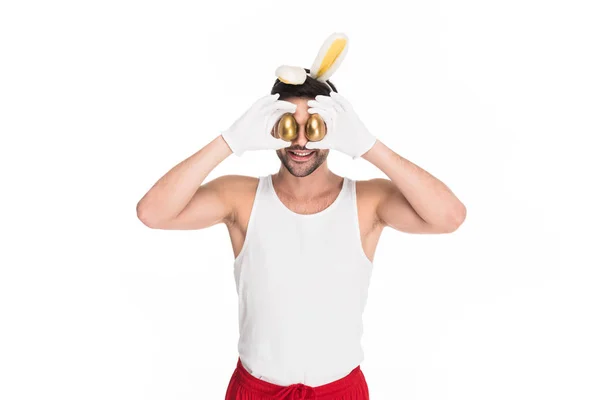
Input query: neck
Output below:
<box><xmin>273</xmin><ymin>162</ymin><xmax>340</xmax><ymax>198</ymax></box>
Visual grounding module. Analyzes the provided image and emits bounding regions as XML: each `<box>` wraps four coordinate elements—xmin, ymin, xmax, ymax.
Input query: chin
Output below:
<box><xmin>276</xmin><ymin>149</ymin><xmax>328</xmax><ymax>178</ymax></box>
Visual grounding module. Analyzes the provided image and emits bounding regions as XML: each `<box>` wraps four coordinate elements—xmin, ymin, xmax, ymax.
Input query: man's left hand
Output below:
<box><xmin>305</xmin><ymin>91</ymin><xmax>377</xmax><ymax>159</ymax></box>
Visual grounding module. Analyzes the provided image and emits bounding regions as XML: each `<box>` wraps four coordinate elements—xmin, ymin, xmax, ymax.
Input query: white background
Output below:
<box><xmin>1</xmin><ymin>0</ymin><xmax>599</xmax><ymax>399</ymax></box>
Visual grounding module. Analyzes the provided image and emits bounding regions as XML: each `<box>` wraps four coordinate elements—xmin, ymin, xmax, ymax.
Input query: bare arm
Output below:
<box><xmin>136</xmin><ymin>134</ymin><xmax>235</xmax><ymax>229</ymax></box>
<box><xmin>362</xmin><ymin>140</ymin><xmax>466</xmax><ymax>234</ymax></box>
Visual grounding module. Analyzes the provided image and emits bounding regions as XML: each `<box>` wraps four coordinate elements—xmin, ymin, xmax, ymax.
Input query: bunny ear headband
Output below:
<box><xmin>275</xmin><ymin>32</ymin><xmax>349</xmax><ymax>90</ymax></box>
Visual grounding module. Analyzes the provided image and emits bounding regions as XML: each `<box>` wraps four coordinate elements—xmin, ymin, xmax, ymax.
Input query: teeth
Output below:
<box><xmin>291</xmin><ymin>151</ymin><xmax>312</xmax><ymax>156</ymax></box>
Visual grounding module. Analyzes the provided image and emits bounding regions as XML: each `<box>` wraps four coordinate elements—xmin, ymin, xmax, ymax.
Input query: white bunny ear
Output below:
<box><xmin>309</xmin><ymin>32</ymin><xmax>349</xmax><ymax>82</ymax></box>
<box><xmin>275</xmin><ymin>65</ymin><xmax>307</xmax><ymax>85</ymax></box>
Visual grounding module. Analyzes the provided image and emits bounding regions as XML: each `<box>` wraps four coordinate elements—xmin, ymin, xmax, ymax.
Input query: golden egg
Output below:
<box><xmin>305</xmin><ymin>114</ymin><xmax>326</xmax><ymax>142</ymax></box>
<box><xmin>276</xmin><ymin>113</ymin><xmax>298</xmax><ymax>141</ymax></box>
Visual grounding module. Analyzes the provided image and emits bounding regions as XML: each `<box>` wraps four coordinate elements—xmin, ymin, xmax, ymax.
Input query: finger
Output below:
<box><xmin>269</xmin><ymin>105</ymin><xmax>297</xmax><ymax>123</ymax></box>
<box><xmin>255</xmin><ymin>93</ymin><xmax>279</xmax><ymax>108</ymax></box>
<box><xmin>263</xmin><ymin>100</ymin><xmax>297</xmax><ymax>114</ymax></box>
<box><xmin>273</xmin><ymin>100</ymin><xmax>298</xmax><ymax>111</ymax></box>
<box><xmin>265</xmin><ymin>108</ymin><xmax>290</xmax><ymax>132</ymax></box>
<box><xmin>266</xmin><ymin>105</ymin><xmax>298</xmax><ymax>132</ymax></box>
<box><xmin>314</xmin><ymin>95</ymin><xmax>336</xmax><ymax>106</ymax></box>
<box><xmin>311</xmin><ymin>96</ymin><xmax>343</xmax><ymax>113</ymax></box>
<box><xmin>330</xmin><ymin>91</ymin><xmax>352</xmax><ymax>111</ymax></box>
<box><xmin>307</xmin><ymin>100</ymin><xmax>335</xmax><ymax>113</ymax></box>
<box><xmin>306</xmin><ymin>99</ymin><xmax>321</xmax><ymax>108</ymax></box>
<box><xmin>307</xmin><ymin>108</ymin><xmax>334</xmax><ymax>128</ymax></box>
<box><xmin>307</xmin><ymin>107</ymin><xmax>331</xmax><ymax>117</ymax></box>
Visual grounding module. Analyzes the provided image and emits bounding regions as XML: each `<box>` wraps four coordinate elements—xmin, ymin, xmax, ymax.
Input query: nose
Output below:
<box><xmin>291</xmin><ymin>124</ymin><xmax>309</xmax><ymax>147</ymax></box>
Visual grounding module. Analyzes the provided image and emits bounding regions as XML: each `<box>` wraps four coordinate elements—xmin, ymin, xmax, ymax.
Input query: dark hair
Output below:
<box><xmin>270</xmin><ymin>68</ymin><xmax>338</xmax><ymax>100</ymax></box>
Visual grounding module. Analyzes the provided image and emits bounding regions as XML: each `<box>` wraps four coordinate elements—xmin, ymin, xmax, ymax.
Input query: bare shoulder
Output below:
<box><xmin>214</xmin><ymin>174</ymin><xmax>259</xmax><ymax>226</ymax></box>
<box><xmin>355</xmin><ymin>177</ymin><xmax>395</xmax><ymax>206</ymax></box>
<box><xmin>212</xmin><ymin>174</ymin><xmax>258</xmax><ymax>195</ymax></box>
<box><xmin>355</xmin><ymin>178</ymin><xmax>394</xmax><ymax>198</ymax></box>
<box><xmin>355</xmin><ymin>178</ymin><xmax>391</xmax><ymax>230</ymax></box>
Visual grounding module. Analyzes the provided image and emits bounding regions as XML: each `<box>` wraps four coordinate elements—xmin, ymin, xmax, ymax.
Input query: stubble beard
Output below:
<box><xmin>276</xmin><ymin>148</ymin><xmax>329</xmax><ymax>178</ymax></box>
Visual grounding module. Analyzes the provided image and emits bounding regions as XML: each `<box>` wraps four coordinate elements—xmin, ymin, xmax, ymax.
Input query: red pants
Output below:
<box><xmin>225</xmin><ymin>357</ymin><xmax>369</xmax><ymax>399</ymax></box>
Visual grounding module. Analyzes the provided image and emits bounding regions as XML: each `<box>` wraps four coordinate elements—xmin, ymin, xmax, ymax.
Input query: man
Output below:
<box><xmin>136</xmin><ymin>74</ymin><xmax>466</xmax><ymax>399</ymax></box>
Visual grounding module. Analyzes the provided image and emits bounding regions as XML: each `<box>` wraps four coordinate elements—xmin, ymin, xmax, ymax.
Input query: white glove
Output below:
<box><xmin>221</xmin><ymin>94</ymin><xmax>296</xmax><ymax>156</ymax></box>
<box><xmin>305</xmin><ymin>91</ymin><xmax>377</xmax><ymax>159</ymax></box>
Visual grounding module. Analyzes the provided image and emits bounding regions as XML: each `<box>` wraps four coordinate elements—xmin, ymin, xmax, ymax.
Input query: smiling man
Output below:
<box><xmin>136</xmin><ymin>34</ymin><xmax>466</xmax><ymax>400</ymax></box>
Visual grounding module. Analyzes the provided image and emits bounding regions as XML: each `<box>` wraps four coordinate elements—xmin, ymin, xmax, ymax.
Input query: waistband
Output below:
<box><xmin>234</xmin><ymin>357</ymin><xmax>364</xmax><ymax>398</ymax></box>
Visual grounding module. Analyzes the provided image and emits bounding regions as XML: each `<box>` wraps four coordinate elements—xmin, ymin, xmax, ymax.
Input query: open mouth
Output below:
<box><xmin>287</xmin><ymin>149</ymin><xmax>316</xmax><ymax>162</ymax></box>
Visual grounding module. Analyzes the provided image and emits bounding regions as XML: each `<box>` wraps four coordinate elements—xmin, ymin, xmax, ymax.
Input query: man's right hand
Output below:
<box><xmin>220</xmin><ymin>93</ymin><xmax>296</xmax><ymax>157</ymax></box>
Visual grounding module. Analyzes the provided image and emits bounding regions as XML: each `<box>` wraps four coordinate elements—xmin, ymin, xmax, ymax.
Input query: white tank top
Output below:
<box><xmin>233</xmin><ymin>174</ymin><xmax>374</xmax><ymax>387</ymax></box>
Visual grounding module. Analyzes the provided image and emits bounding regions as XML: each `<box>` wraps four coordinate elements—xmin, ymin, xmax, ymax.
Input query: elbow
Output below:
<box><xmin>444</xmin><ymin>204</ymin><xmax>467</xmax><ymax>233</ymax></box>
<box><xmin>136</xmin><ymin>201</ymin><xmax>163</xmax><ymax>229</ymax></box>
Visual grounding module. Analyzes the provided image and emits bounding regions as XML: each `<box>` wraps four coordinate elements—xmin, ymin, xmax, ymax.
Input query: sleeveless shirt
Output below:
<box><xmin>233</xmin><ymin>174</ymin><xmax>374</xmax><ymax>387</ymax></box>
